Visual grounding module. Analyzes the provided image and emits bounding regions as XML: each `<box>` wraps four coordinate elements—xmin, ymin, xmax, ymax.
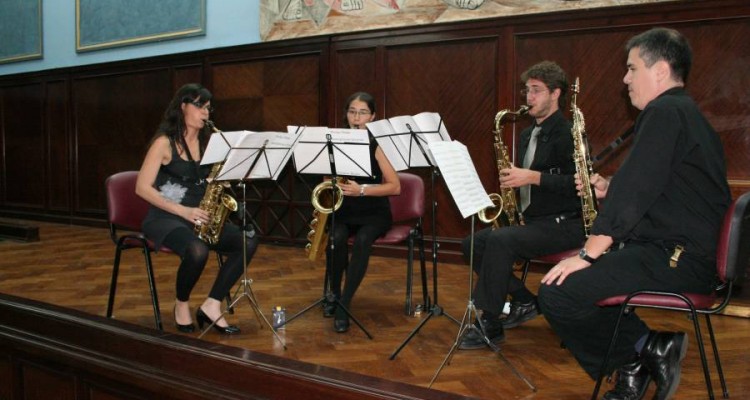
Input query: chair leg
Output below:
<box><xmin>591</xmin><ymin>302</ymin><xmax>630</xmax><ymax>400</ymax></box>
<box><xmin>704</xmin><ymin>315</ymin><xmax>729</xmax><ymax>398</ymax></box>
<box><xmin>689</xmin><ymin>309</ymin><xmax>716</xmax><ymax>400</ymax></box>
<box><xmin>520</xmin><ymin>259</ymin><xmax>531</xmax><ymax>283</ymax></box>
<box><xmin>142</xmin><ymin>247</ymin><xmax>162</xmax><ymax>331</ymax></box>
<box><xmin>106</xmin><ymin>245</ymin><xmax>123</xmax><ymax>318</ymax></box>
<box><xmin>405</xmin><ymin>232</ymin><xmax>415</xmax><ymax>316</ymax></box>
<box><xmin>417</xmin><ymin>227</ymin><xmax>429</xmax><ymax>309</ymax></box>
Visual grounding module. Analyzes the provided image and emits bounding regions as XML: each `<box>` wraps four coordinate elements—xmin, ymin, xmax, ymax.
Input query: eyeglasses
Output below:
<box><xmin>190</xmin><ymin>101</ymin><xmax>214</xmax><ymax>113</ymax></box>
<box><xmin>520</xmin><ymin>87</ymin><xmax>549</xmax><ymax>97</ymax></box>
<box><xmin>347</xmin><ymin>109</ymin><xmax>372</xmax><ymax>117</ymax></box>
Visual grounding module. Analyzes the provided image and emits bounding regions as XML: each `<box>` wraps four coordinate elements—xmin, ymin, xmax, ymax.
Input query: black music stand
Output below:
<box><xmin>197</xmin><ymin>129</ymin><xmax>300</xmax><ymax>349</ymax></box>
<box><xmin>424</xmin><ymin>140</ymin><xmax>535</xmax><ymax>390</ymax></box>
<box><xmin>366</xmin><ymin>113</ymin><xmax>460</xmax><ymax>359</ymax></box>
<box><xmin>278</xmin><ymin>127</ymin><xmax>374</xmax><ymax>338</ymax></box>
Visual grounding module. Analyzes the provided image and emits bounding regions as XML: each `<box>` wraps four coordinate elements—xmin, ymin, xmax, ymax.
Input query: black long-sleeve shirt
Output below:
<box><xmin>591</xmin><ymin>87</ymin><xmax>730</xmax><ymax>260</ymax></box>
<box><xmin>518</xmin><ymin>109</ymin><xmax>581</xmax><ymax>218</ymax></box>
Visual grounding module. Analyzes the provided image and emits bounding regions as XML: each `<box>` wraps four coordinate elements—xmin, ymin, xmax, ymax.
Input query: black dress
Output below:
<box><xmin>142</xmin><ymin>138</ymin><xmax>211</xmax><ymax>249</ymax></box>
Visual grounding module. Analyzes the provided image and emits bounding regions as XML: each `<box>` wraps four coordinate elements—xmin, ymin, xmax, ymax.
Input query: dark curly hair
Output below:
<box><xmin>521</xmin><ymin>61</ymin><xmax>569</xmax><ymax>109</ymax></box>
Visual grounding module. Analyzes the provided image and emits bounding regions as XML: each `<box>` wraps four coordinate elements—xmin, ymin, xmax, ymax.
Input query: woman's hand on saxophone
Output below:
<box><xmin>500</xmin><ymin>164</ymin><xmax>541</xmax><ymax>188</ymax></box>
<box><xmin>185</xmin><ymin>206</ymin><xmax>210</xmax><ymax>226</ymax></box>
<box><xmin>575</xmin><ymin>172</ymin><xmax>609</xmax><ymax>199</ymax></box>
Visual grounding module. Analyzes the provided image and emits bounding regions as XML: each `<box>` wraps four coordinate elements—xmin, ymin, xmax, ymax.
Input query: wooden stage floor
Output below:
<box><xmin>1</xmin><ymin>221</ymin><xmax>749</xmax><ymax>399</ymax></box>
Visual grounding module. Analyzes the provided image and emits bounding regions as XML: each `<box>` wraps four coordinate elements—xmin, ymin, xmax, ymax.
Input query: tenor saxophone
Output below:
<box><xmin>570</xmin><ymin>77</ymin><xmax>598</xmax><ymax>236</ymax></box>
<box><xmin>477</xmin><ymin>105</ymin><xmax>529</xmax><ymax>228</ymax></box>
<box><xmin>305</xmin><ymin>177</ymin><xmax>346</xmax><ymax>261</ymax></box>
<box><xmin>194</xmin><ymin>120</ymin><xmax>239</xmax><ymax>244</ymax></box>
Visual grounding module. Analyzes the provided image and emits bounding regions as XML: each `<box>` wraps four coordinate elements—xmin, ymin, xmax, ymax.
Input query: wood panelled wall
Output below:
<box><xmin>1</xmin><ymin>0</ymin><xmax>749</xmax><ymax>258</ymax></box>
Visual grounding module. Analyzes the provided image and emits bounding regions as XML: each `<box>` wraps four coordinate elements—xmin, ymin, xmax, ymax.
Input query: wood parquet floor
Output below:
<box><xmin>1</xmin><ymin>220</ymin><xmax>750</xmax><ymax>399</ymax></box>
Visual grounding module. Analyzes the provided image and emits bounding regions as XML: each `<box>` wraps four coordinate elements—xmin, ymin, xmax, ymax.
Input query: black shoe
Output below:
<box><xmin>602</xmin><ymin>358</ymin><xmax>652</xmax><ymax>400</ymax></box>
<box><xmin>502</xmin><ymin>298</ymin><xmax>541</xmax><ymax>329</ymax></box>
<box><xmin>640</xmin><ymin>331</ymin><xmax>688</xmax><ymax>400</ymax></box>
<box><xmin>458</xmin><ymin>318</ymin><xmax>505</xmax><ymax>350</ymax></box>
<box><xmin>174</xmin><ymin>306</ymin><xmax>195</xmax><ymax>333</ymax></box>
<box><xmin>323</xmin><ymin>301</ymin><xmax>337</xmax><ymax>318</ymax></box>
<box><xmin>333</xmin><ymin>317</ymin><xmax>350</xmax><ymax>333</ymax></box>
<box><xmin>196</xmin><ymin>308</ymin><xmax>241</xmax><ymax>335</ymax></box>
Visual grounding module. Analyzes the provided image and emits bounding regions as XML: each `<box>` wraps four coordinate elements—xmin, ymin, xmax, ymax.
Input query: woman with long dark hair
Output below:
<box><xmin>136</xmin><ymin>83</ymin><xmax>258</xmax><ymax>335</ymax></box>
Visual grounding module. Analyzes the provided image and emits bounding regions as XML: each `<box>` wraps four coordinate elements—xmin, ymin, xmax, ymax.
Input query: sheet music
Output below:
<box><xmin>201</xmin><ymin>130</ymin><xmax>248</xmax><ymax>165</ymax></box>
<box><xmin>290</xmin><ymin>126</ymin><xmax>372</xmax><ymax>177</ymax></box>
<box><xmin>218</xmin><ymin>131</ymin><xmax>299</xmax><ymax>181</ymax></box>
<box><xmin>428</xmin><ymin>140</ymin><xmax>492</xmax><ymax>219</ymax></box>
<box><xmin>367</xmin><ymin>112</ymin><xmax>451</xmax><ymax>170</ymax></box>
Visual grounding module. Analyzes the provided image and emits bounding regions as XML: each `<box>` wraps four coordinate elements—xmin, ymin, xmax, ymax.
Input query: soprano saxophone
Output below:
<box><xmin>477</xmin><ymin>105</ymin><xmax>529</xmax><ymax>228</ymax></box>
<box><xmin>570</xmin><ymin>77</ymin><xmax>598</xmax><ymax>236</ymax></box>
<box><xmin>194</xmin><ymin>120</ymin><xmax>239</xmax><ymax>244</ymax></box>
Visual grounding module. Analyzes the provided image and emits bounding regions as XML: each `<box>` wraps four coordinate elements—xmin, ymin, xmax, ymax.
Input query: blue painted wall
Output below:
<box><xmin>0</xmin><ymin>0</ymin><xmax>260</xmax><ymax>76</ymax></box>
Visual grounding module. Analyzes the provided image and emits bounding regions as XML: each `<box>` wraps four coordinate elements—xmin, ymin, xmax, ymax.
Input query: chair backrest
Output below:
<box><xmin>105</xmin><ymin>171</ymin><xmax>150</xmax><ymax>232</ymax></box>
<box><xmin>389</xmin><ymin>172</ymin><xmax>425</xmax><ymax>223</ymax></box>
<box><xmin>716</xmin><ymin>191</ymin><xmax>750</xmax><ymax>283</ymax></box>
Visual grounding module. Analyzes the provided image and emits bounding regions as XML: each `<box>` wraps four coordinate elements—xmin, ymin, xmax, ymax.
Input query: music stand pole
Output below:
<box><xmin>198</xmin><ymin>146</ymin><xmax>286</xmax><ymax>349</ymax></box>
<box><xmin>277</xmin><ymin>134</ymin><xmax>372</xmax><ymax>339</ymax></box>
<box><xmin>428</xmin><ymin>215</ymin><xmax>535</xmax><ymax>390</ymax></box>
<box><xmin>389</xmin><ymin>129</ymin><xmax>458</xmax><ymax>360</ymax></box>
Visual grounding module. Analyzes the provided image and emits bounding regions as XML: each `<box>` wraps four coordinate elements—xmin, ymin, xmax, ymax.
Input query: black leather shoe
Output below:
<box><xmin>174</xmin><ymin>306</ymin><xmax>195</xmax><ymax>333</ymax></box>
<box><xmin>602</xmin><ymin>358</ymin><xmax>652</xmax><ymax>400</ymax></box>
<box><xmin>640</xmin><ymin>331</ymin><xmax>688</xmax><ymax>400</ymax></box>
<box><xmin>458</xmin><ymin>318</ymin><xmax>505</xmax><ymax>350</ymax></box>
<box><xmin>501</xmin><ymin>298</ymin><xmax>541</xmax><ymax>329</ymax></box>
<box><xmin>323</xmin><ymin>301</ymin><xmax>336</xmax><ymax>318</ymax></box>
<box><xmin>196</xmin><ymin>308</ymin><xmax>241</xmax><ymax>335</ymax></box>
<box><xmin>333</xmin><ymin>317</ymin><xmax>350</xmax><ymax>333</ymax></box>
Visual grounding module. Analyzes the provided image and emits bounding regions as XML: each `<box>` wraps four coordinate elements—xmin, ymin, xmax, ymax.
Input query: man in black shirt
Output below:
<box><xmin>459</xmin><ymin>61</ymin><xmax>586</xmax><ymax>350</ymax></box>
<box><xmin>538</xmin><ymin>28</ymin><xmax>730</xmax><ymax>399</ymax></box>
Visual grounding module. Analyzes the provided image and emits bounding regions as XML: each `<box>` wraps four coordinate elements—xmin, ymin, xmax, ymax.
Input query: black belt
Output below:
<box><xmin>525</xmin><ymin>211</ymin><xmax>581</xmax><ymax>224</ymax></box>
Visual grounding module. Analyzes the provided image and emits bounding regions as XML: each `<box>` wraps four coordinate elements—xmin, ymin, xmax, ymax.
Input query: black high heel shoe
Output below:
<box><xmin>174</xmin><ymin>306</ymin><xmax>195</xmax><ymax>333</ymax></box>
<box><xmin>196</xmin><ymin>308</ymin><xmax>240</xmax><ymax>335</ymax></box>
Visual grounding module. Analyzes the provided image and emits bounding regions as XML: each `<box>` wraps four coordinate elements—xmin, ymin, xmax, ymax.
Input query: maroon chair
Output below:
<box><xmin>105</xmin><ymin>171</ymin><xmax>231</xmax><ymax>331</ymax></box>
<box><xmin>347</xmin><ymin>172</ymin><xmax>427</xmax><ymax>315</ymax></box>
<box><xmin>105</xmin><ymin>171</ymin><xmax>169</xmax><ymax>330</ymax></box>
<box><xmin>591</xmin><ymin>191</ymin><xmax>750</xmax><ymax>400</ymax></box>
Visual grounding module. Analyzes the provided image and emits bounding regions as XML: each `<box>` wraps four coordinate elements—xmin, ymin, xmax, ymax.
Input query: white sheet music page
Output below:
<box><xmin>201</xmin><ymin>130</ymin><xmax>249</xmax><ymax>165</ymax></box>
<box><xmin>219</xmin><ymin>131</ymin><xmax>270</xmax><ymax>181</ymax></box>
<box><xmin>366</xmin><ymin>119</ymin><xmax>408</xmax><ymax>171</ymax></box>
<box><xmin>291</xmin><ymin>126</ymin><xmax>372</xmax><ymax>177</ymax></box>
<box><xmin>246</xmin><ymin>131</ymin><xmax>300</xmax><ymax>180</ymax></box>
<box><xmin>367</xmin><ymin>112</ymin><xmax>451</xmax><ymax>169</ymax></box>
<box><xmin>428</xmin><ymin>141</ymin><xmax>492</xmax><ymax>219</ymax></box>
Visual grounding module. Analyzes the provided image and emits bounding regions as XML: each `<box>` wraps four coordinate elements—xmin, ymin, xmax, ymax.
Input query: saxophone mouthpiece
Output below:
<box><xmin>518</xmin><ymin>105</ymin><xmax>530</xmax><ymax>115</ymax></box>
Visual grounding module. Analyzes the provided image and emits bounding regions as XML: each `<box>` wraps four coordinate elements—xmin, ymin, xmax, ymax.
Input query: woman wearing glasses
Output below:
<box><xmin>323</xmin><ymin>91</ymin><xmax>401</xmax><ymax>333</ymax></box>
<box><xmin>136</xmin><ymin>83</ymin><xmax>259</xmax><ymax>335</ymax></box>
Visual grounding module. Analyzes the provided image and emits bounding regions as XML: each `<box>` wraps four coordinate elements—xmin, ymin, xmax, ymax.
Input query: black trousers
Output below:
<box><xmin>461</xmin><ymin>216</ymin><xmax>586</xmax><ymax>316</ymax></box>
<box><xmin>163</xmin><ymin>223</ymin><xmax>259</xmax><ymax>302</ymax></box>
<box><xmin>538</xmin><ymin>241</ymin><xmax>715</xmax><ymax>379</ymax></box>
<box><xmin>328</xmin><ymin>221</ymin><xmax>389</xmax><ymax>308</ymax></box>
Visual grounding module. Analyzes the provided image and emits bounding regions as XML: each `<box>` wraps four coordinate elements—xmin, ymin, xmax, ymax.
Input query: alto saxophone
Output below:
<box><xmin>194</xmin><ymin>120</ymin><xmax>239</xmax><ymax>244</ymax></box>
<box><xmin>478</xmin><ymin>105</ymin><xmax>529</xmax><ymax>228</ymax></box>
<box><xmin>570</xmin><ymin>77</ymin><xmax>598</xmax><ymax>236</ymax></box>
<box><xmin>305</xmin><ymin>177</ymin><xmax>346</xmax><ymax>261</ymax></box>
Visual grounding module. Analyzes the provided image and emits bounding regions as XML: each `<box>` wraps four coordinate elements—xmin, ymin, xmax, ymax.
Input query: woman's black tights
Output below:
<box><xmin>162</xmin><ymin>224</ymin><xmax>259</xmax><ymax>302</ymax></box>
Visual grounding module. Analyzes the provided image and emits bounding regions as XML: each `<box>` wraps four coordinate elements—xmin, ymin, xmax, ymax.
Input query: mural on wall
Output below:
<box><xmin>260</xmin><ymin>0</ymin><xmax>673</xmax><ymax>41</ymax></box>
